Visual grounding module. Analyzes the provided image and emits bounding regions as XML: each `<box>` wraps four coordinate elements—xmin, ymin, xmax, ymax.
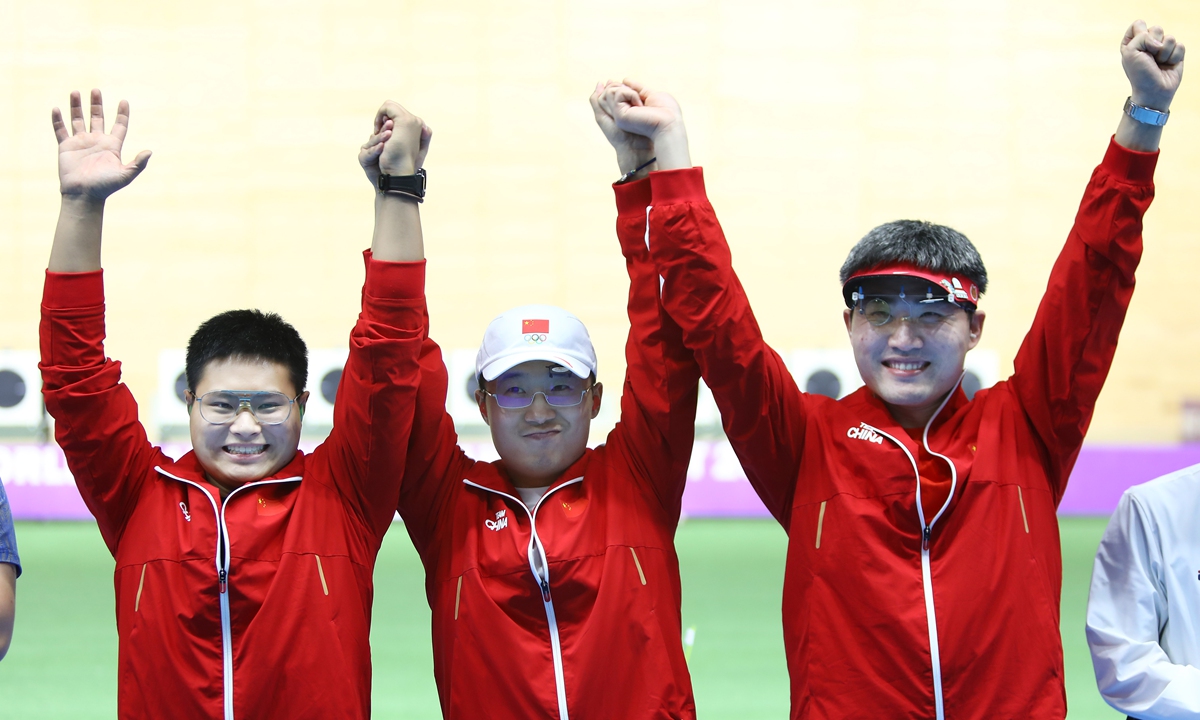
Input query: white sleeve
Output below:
<box><xmin>1086</xmin><ymin>492</ymin><xmax>1200</xmax><ymax>719</ymax></box>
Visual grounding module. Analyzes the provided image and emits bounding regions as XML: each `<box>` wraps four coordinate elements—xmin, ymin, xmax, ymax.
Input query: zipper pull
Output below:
<box><xmin>922</xmin><ymin>526</ymin><xmax>931</xmax><ymax>551</ymax></box>
<box><xmin>539</xmin><ymin>578</ymin><xmax>551</xmax><ymax>602</ymax></box>
<box><xmin>219</xmin><ymin>568</ymin><xmax>228</xmax><ymax>594</ymax></box>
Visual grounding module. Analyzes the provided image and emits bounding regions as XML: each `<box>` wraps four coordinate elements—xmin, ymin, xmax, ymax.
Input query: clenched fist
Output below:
<box><xmin>1122</xmin><ymin>20</ymin><xmax>1185</xmax><ymax>111</ymax></box>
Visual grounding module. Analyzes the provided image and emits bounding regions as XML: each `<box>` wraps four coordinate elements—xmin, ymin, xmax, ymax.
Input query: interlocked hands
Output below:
<box><xmin>591</xmin><ymin>78</ymin><xmax>691</xmax><ymax>175</ymax></box>
<box><xmin>359</xmin><ymin>101</ymin><xmax>431</xmax><ymax>187</ymax></box>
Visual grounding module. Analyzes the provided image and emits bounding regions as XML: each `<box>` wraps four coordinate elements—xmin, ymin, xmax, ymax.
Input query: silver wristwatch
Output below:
<box><xmin>1124</xmin><ymin>97</ymin><xmax>1170</xmax><ymax>127</ymax></box>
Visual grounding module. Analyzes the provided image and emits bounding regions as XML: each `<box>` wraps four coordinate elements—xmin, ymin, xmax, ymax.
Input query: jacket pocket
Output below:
<box><xmin>629</xmin><ymin>546</ymin><xmax>647</xmax><ymax>586</ymax></box>
<box><xmin>314</xmin><ymin>554</ymin><xmax>330</xmax><ymax>596</ymax></box>
<box><xmin>815</xmin><ymin>500</ymin><xmax>828</xmax><ymax>549</ymax></box>
<box><xmin>134</xmin><ymin>563</ymin><xmax>148</xmax><ymax>612</ymax></box>
<box><xmin>454</xmin><ymin>575</ymin><xmax>463</xmax><ymax>619</ymax></box>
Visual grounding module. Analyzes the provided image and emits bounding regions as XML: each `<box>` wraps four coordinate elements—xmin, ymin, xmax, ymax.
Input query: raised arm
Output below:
<box><xmin>40</xmin><ymin>90</ymin><xmax>161</xmax><ymax>552</ymax></box>
<box><xmin>1114</xmin><ymin>20</ymin><xmax>1185</xmax><ymax>153</ymax></box>
<box><xmin>1009</xmin><ymin>22</ymin><xmax>1183</xmax><ymax>500</ymax></box>
<box><xmin>314</xmin><ymin>101</ymin><xmax>433</xmax><ymax>538</ymax></box>
<box><xmin>594</xmin><ymin>81</ymin><xmax>806</xmax><ymax>525</ymax></box>
<box><xmin>359</xmin><ymin>100</ymin><xmax>431</xmax><ymax>262</ymax></box>
<box><xmin>590</xmin><ymin>82</ymin><xmax>701</xmax><ymax>517</ymax></box>
<box><xmin>48</xmin><ymin>90</ymin><xmax>151</xmax><ymax>272</ymax></box>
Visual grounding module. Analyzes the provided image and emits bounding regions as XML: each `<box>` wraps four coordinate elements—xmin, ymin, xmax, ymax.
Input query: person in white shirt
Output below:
<box><xmin>1087</xmin><ymin>462</ymin><xmax>1200</xmax><ymax>719</ymax></box>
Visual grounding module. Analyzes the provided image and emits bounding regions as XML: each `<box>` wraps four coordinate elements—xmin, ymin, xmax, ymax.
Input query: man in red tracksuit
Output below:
<box><xmin>391</xmin><ymin>93</ymin><xmax>702</xmax><ymax>719</ymax></box>
<box><xmin>40</xmin><ymin>90</ymin><xmax>431</xmax><ymax>719</ymax></box>
<box><xmin>591</xmin><ymin>20</ymin><xmax>1184</xmax><ymax>720</ymax></box>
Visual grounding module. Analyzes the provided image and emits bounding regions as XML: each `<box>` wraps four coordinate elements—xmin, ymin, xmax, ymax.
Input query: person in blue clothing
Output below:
<box><xmin>0</xmin><ymin>477</ymin><xmax>20</xmax><ymax>661</ymax></box>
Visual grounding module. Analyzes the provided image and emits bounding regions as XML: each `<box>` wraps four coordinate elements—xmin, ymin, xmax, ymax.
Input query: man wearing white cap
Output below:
<box><xmin>392</xmin><ymin>168</ymin><xmax>702</xmax><ymax>716</ymax></box>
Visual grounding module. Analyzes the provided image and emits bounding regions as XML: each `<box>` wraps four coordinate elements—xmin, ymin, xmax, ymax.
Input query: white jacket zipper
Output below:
<box><xmin>464</xmin><ymin>477</ymin><xmax>584</xmax><ymax>720</ymax></box>
<box><xmin>156</xmin><ymin>468</ymin><xmax>301</xmax><ymax>720</ymax></box>
<box><xmin>861</xmin><ymin>375</ymin><xmax>962</xmax><ymax>720</ymax></box>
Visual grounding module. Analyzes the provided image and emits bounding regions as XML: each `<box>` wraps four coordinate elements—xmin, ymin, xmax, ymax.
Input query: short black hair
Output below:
<box><xmin>186</xmin><ymin>309</ymin><xmax>308</xmax><ymax>394</ymax></box>
<box><xmin>839</xmin><ymin>220</ymin><xmax>988</xmax><ymax>295</ymax></box>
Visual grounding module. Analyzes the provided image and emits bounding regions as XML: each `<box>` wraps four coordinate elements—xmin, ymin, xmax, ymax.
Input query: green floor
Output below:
<box><xmin>0</xmin><ymin>518</ymin><xmax>1119</xmax><ymax>719</ymax></box>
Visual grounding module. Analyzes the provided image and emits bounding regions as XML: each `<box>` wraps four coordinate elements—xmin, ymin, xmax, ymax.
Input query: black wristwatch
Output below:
<box><xmin>377</xmin><ymin>168</ymin><xmax>426</xmax><ymax>202</ymax></box>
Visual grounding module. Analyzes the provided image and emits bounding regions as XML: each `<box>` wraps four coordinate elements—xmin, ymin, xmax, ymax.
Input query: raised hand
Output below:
<box><xmin>1122</xmin><ymin>20</ymin><xmax>1186</xmax><ymax>111</ymax></box>
<box><xmin>595</xmin><ymin>79</ymin><xmax>692</xmax><ymax>172</ymax></box>
<box><xmin>590</xmin><ymin>81</ymin><xmax>657</xmax><ymax>176</ymax></box>
<box><xmin>359</xmin><ymin>101</ymin><xmax>431</xmax><ymax>187</ymax></box>
<box><xmin>52</xmin><ymin>90</ymin><xmax>152</xmax><ymax>200</ymax></box>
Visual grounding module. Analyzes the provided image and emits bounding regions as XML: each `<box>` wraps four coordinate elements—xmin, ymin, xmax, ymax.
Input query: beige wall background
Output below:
<box><xmin>1</xmin><ymin>0</ymin><xmax>1197</xmax><ymax>443</ymax></box>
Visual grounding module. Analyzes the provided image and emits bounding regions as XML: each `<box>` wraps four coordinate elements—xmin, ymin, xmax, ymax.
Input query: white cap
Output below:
<box><xmin>476</xmin><ymin>304</ymin><xmax>598</xmax><ymax>382</ymax></box>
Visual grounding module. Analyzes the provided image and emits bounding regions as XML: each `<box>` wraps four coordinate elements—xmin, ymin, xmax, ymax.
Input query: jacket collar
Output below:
<box><xmin>468</xmin><ymin>448</ymin><xmax>594</xmax><ymax>496</ymax></box>
<box><xmin>156</xmin><ymin>449</ymin><xmax>307</xmax><ymax>491</ymax></box>
<box><xmin>842</xmin><ymin>382</ymin><xmax>970</xmax><ymax>447</ymax></box>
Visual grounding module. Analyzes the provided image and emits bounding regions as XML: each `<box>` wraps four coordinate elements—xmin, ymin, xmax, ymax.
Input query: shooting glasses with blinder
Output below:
<box><xmin>191</xmin><ymin>390</ymin><xmax>301</xmax><ymax>425</ymax></box>
<box><xmin>843</xmin><ymin>264</ymin><xmax>981</xmax><ymax>328</ymax></box>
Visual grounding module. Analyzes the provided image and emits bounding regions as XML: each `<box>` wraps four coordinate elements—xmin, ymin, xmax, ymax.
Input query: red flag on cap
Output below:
<box><xmin>523</xmin><ymin>319</ymin><xmax>549</xmax><ymax>333</ymax></box>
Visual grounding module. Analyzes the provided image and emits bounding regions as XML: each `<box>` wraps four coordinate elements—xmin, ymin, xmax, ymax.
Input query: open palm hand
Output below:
<box><xmin>53</xmin><ymin>89</ymin><xmax>151</xmax><ymax>200</ymax></box>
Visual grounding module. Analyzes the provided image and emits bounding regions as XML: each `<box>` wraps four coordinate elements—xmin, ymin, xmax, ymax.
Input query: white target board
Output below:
<box><xmin>154</xmin><ymin>349</ymin><xmax>190</xmax><ymax>433</ymax></box>
<box><xmin>446</xmin><ymin>348</ymin><xmax>487</xmax><ymax>430</ymax></box>
<box><xmin>304</xmin><ymin>349</ymin><xmax>350</xmax><ymax>428</ymax></box>
<box><xmin>0</xmin><ymin>350</ymin><xmax>44</xmax><ymax>430</ymax></box>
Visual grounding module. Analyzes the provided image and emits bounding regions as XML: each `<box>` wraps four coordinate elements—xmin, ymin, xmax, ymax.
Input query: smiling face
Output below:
<box><xmin>476</xmin><ymin>360</ymin><xmax>603</xmax><ymax>488</ymax></box>
<box><xmin>843</xmin><ymin>299</ymin><xmax>985</xmax><ymax>428</ymax></box>
<box><xmin>188</xmin><ymin>357</ymin><xmax>308</xmax><ymax>494</ymax></box>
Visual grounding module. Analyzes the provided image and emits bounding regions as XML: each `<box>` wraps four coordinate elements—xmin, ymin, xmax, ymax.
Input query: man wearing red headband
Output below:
<box><xmin>591</xmin><ymin>19</ymin><xmax>1183</xmax><ymax>720</ymax></box>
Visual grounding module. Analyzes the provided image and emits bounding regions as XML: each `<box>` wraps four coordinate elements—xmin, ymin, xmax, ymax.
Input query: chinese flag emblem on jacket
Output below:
<box><xmin>523</xmin><ymin>319</ymin><xmax>549</xmax><ymax>334</ymax></box>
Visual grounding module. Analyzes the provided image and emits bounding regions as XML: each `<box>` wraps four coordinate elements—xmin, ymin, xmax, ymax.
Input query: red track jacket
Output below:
<box><xmin>39</xmin><ymin>255</ymin><xmax>426</xmax><ymax>720</ymax></box>
<box><xmin>395</xmin><ymin>180</ymin><xmax>700</xmax><ymax>719</ymax></box>
<box><xmin>643</xmin><ymin>139</ymin><xmax>1156</xmax><ymax>719</ymax></box>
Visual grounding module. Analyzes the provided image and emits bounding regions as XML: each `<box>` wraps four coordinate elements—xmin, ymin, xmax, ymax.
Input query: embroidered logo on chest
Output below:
<box><xmin>847</xmin><ymin>423</ymin><xmax>884</xmax><ymax>445</ymax></box>
<box><xmin>257</xmin><ymin>495</ymin><xmax>287</xmax><ymax>517</ymax></box>
<box><xmin>561</xmin><ymin>496</ymin><xmax>588</xmax><ymax>519</ymax></box>
<box><xmin>485</xmin><ymin>509</ymin><xmax>509</xmax><ymax>532</ymax></box>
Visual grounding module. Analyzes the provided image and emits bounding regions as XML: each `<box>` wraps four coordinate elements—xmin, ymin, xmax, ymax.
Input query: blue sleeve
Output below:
<box><xmin>0</xmin><ymin>479</ymin><xmax>20</xmax><ymax>579</ymax></box>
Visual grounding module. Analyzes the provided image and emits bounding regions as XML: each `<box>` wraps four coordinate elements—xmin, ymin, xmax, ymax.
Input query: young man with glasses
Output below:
<box><xmin>390</xmin><ymin>149</ymin><xmax>702</xmax><ymax>717</ymax></box>
<box><xmin>39</xmin><ymin>90</ymin><xmax>430</xmax><ymax>719</ymax></box>
<box><xmin>591</xmin><ymin>19</ymin><xmax>1183</xmax><ymax>720</ymax></box>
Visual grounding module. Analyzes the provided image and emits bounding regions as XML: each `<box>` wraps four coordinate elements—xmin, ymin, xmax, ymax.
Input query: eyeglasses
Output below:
<box><xmin>481</xmin><ymin>384</ymin><xmax>595</xmax><ymax>410</ymax></box>
<box><xmin>190</xmin><ymin>391</ymin><xmax>300</xmax><ymax>425</ymax></box>
<box><xmin>852</xmin><ymin>286</ymin><xmax>965</xmax><ymax>329</ymax></box>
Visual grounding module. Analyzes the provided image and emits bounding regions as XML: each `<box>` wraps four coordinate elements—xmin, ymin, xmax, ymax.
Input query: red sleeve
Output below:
<box><xmin>605</xmin><ymin>177</ymin><xmax>702</xmax><ymax>519</ymax></box>
<box><xmin>645</xmin><ymin>168</ymin><xmax>807</xmax><ymax>526</ymax></box>
<box><xmin>1010</xmin><ymin>138</ymin><xmax>1156</xmax><ymax>503</ymax></box>
<box><xmin>315</xmin><ymin>252</ymin><xmax>428</xmax><ymax>539</ymax></box>
<box><xmin>394</xmin><ymin>325</ymin><xmax>472</xmax><ymax>558</ymax></box>
<box><xmin>39</xmin><ymin>270</ymin><xmax>164</xmax><ymax>555</ymax></box>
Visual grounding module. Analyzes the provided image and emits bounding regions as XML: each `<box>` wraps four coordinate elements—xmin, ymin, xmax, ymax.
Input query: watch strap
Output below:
<box><xmin>378</xmin><ymin>168</ymin><xmax>427</xmax><ymax>201</ymax></box>
<box><xmin>1124</xmin><ymin>97</ymin><xmax>1169</xmax><ymax>127</ymax></box>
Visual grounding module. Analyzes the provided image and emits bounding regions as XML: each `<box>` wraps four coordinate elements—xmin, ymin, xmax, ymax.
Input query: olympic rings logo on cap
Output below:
<box><xmin>524</xmin><ymin>333</ymin><xmax>548</xmax><ymax>344</ymax></box>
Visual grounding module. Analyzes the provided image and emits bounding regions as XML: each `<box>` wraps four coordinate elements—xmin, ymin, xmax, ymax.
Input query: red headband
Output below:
<box><xmin>843</xmin><ymin>264</ymin><xmax>981</xmax><ymax>308</ymax></box>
